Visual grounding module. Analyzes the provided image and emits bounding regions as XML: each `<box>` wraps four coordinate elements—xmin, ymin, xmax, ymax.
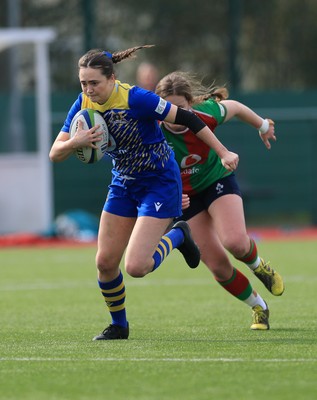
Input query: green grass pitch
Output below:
<box><xmin>0</xmin><ymin>239</ymin><xmax>316</xmax><ymax>400</ymax></box>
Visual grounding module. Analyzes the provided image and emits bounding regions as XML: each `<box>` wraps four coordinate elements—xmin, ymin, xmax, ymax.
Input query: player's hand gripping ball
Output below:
<box><xmin>70</xmin><ymin>109</ymin><xmax>109</xmax><ymax>164</ymax></box>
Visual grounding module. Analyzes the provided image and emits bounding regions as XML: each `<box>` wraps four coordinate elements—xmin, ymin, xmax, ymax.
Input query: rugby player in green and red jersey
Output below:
<box><xmin>156</xmin><ymin>71</ymin><xmax>284</xmax><ymax>330</ymax></box>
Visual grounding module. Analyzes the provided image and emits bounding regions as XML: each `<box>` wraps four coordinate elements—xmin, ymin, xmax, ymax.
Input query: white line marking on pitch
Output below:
<box><xmin>0</xmin><ymin>357</ymin><xmax>316</xmax><ymax>363</ymax></box>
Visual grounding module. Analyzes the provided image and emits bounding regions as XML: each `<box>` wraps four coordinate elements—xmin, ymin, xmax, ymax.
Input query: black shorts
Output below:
<box><xmin>178</xmin><ymin>174</ymin><xmax>242</xmax><ymax>221</ymax></box>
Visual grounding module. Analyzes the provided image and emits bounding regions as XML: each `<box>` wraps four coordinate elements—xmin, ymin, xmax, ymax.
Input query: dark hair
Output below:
<box><xmin>78</xmin><ymin>45</ymin><xmax>155</xmax><ymax>79</ymax></box>
<box><xmin>155</xmin><ymin>71</ymin><xmax>228</xmax><ymax>105</ymax></box>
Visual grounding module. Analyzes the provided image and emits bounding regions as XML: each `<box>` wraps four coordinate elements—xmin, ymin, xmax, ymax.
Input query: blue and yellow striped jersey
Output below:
<box><xmin>61</xmin><ymin>81</ymin><xmax>172</xmax><ymax>175</ymax></box>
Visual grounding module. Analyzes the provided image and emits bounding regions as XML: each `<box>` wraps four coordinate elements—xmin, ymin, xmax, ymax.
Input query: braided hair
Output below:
<box><xmin>78</xmin><ymin>45</ymin><xmax>155</xmax><ymax>79</ymax></box>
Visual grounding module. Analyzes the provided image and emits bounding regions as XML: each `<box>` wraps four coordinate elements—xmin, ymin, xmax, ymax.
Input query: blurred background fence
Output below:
<box><xmin>36</xmin><ymin>90</ymin><xmax>317</xmax><ymax>226</ymax></box>
<box><xmin>0</xmin><ymin>0</ymin><xmax>317</xmax><ymax>233</ymax></box>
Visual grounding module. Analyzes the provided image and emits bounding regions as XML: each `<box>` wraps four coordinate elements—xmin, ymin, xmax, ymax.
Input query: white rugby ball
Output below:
<box><xmin>69</xmin><ymin>108</ymin><xmax>109</xmax><ymax>164</ymax></box>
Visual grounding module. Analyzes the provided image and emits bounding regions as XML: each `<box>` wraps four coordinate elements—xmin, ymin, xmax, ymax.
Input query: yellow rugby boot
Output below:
<box><xmin>253</xmin><ymin>258</ymin><xmax>285</xmax><ymax>296</ymax></box>
<box><xmin>251</xmin><ymin>303</ymin><xmax>270</xmax><ymax>330</ymax></box>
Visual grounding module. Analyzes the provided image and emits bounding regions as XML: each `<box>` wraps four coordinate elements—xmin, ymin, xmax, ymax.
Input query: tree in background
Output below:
<box><xmin>1</xmin><ymin>0</ymin><xmax>317</xmax><ymax>91</ymax></box>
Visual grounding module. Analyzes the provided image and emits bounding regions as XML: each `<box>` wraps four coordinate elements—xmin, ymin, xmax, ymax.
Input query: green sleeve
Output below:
<box><xmin>192</xmin><ymin>98</ymin><xmax>227</xmax><ymax>126</ymax></box>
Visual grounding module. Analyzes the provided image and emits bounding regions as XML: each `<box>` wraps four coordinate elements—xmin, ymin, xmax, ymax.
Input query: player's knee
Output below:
<box><xmin>125</xmin><ymin>259</ymin><xmax>150</xmax><ymax>278</ymax></box>
<box><xmin>222</xmin><ymin>235</ymin><xmax>249</xmax><ymax>258</ymax></box>
<box><xmin>95</xmin><ymin>252</ymin><xmax>118</xmax><ymax>274</ymax></box>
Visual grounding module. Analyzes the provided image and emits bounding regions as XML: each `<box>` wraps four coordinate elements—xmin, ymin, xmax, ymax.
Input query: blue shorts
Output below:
<box><xmin>179</xmin><ymin>174</ymin><xmax>242</xmax><ymax>221</ymax></box>
<box><xmin>103</xmin><ymin>157</ymin><xmax>182</xmax><ymax>218</ymax></box>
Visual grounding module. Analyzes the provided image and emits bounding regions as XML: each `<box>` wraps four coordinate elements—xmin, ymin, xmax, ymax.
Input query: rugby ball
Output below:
<box><xmin>70</xmin><ymin>108</ymin><xmax>109</xmax><ymax>164</ymax></box>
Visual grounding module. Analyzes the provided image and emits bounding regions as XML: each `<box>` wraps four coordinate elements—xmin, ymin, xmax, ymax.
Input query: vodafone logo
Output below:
<box><xmin>180</xmin><ymin>154</ymin><xmax>201</xmax><ymax>169</ymax></box>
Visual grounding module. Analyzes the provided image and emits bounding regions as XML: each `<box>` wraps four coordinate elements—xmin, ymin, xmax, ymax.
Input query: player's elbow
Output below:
<box><xmin>49</xmin><ymin>149</ymin><xmax>58</xmax><ymax>162</ymax></box>
<box><xmin>49</xmin><ymin>149</ymin><xmax>65</xmax><ymax>163</ymax></box>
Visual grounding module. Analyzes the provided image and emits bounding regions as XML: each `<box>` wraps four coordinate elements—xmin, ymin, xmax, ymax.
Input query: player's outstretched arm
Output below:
<box><xmin>221</xmin><ymin>99</ymin><xmax>276</xmax><ymax>150</ymax></box>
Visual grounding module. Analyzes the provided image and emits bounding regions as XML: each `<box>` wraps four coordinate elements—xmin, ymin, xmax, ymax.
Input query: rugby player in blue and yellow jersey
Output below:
<box><xmin>49</xmin><ymin>46</ymin><xmax>238</xmax><ymax>340</ymax></box>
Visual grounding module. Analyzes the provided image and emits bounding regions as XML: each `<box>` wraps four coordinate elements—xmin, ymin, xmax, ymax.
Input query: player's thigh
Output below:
<box><xmin>97</xmin><ymin>210</ymin><xmax>136</xmax><ymax>266</ymax></box>
<box><xmin>125</xmin><ymin>216</ymin><xmax>172</xmax><ymax>266</ymax></box>
<box><xmin>209</xmin><ymin>194</ymin><xmax>250</xmax><ymax>251</ymax></box>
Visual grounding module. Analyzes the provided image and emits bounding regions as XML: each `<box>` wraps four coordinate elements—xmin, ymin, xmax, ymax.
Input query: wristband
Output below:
<box><xmin>258</xmin><ymin>118</ymin><xmax>270</xmax><ymax>135</ymax></box>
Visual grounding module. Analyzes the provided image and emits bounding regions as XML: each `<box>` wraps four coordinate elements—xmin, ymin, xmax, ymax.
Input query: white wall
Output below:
<box><xmin>0</xmin><ymin>154</ymin><xmax>51</xmax><ymax>234</ymax></box>
<box><xmin>0</xmin><ymin>28</ymin><xmax>57</xmax><ymax>235</ymax></box>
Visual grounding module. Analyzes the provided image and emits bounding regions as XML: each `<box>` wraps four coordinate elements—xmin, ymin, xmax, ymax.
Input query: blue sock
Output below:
<box><xmin>98</xmin><ymin>271</ymin><xmax>127</xmax><ymax>328</ymax></box>
<box><xmin>152</xmin><ymin>226</ymin><xmax>184</xmax><ymax>270</ymax></box>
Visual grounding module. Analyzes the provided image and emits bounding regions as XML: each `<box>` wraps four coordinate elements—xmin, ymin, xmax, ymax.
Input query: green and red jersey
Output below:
<box><xmin>160</xmin><ymin>98</ymin><xmax>232</xmax><ymax>196</ymax></box>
